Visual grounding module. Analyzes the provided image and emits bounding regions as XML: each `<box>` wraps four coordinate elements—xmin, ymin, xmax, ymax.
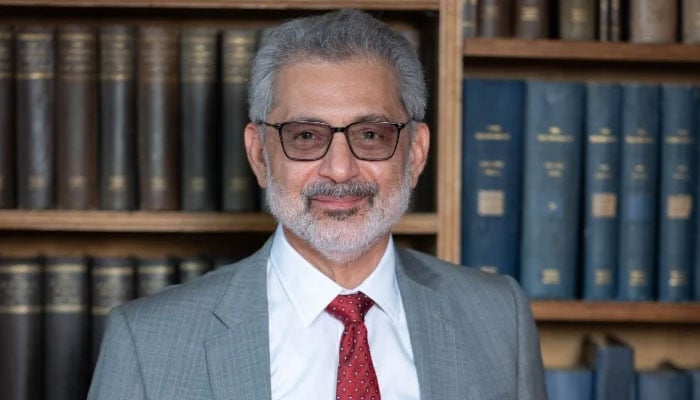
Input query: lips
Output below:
<box><xmin>310</xmin><ymin>195</ymin><xmax>366</xmax><ymax>210</ymax></box>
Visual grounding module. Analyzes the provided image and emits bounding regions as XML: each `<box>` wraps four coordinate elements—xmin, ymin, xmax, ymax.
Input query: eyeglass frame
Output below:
<box><xmin>258</xmin><ymin>119</ymin><xmax>411</xmax><ymax>162</ymax></box>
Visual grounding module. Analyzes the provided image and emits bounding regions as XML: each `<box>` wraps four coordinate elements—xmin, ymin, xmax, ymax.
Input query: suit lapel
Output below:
<box><xmin>205</xmin><ymin>240</ymin><xmax>272</xmax><ymax>400</ymax></box>
<box><xmin>396</xmin><ymin>249</ymin><xmax>493</xmax><ymax>400</ymax></box>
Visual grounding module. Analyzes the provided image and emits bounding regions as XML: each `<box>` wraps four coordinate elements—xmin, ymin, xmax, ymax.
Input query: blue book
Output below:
<box><xmin>658</xmin><ymin>84</ymin><xmax>698</xmax><ymax>302</ymax></box>
<box><xmin>520</xmin><ymin>80</ymin><xmax>585</xmax><ymax>299</ymax></box>
<box><xmin>583</xmin><ymin>335</ymin><xmax>635</xmax><ymax>400</ymax></box>
<box><xmin>637</xmin><ymin>370</ymin><xmax>692</xmax><ymax>400</ymax></box>
<box><xmin>691</xmin><ymin>370</ymin><xmax>700</xmax><ymax>400</ymax></box>
<box><xmin>583</xmin><ymin>82</ymin><xmax>622</xmax><ymax>301</ymax></box>
<box><xmin>618</xmin><ymin>83</ymin><xmax>661</xmax><ymax>301</ymax></box>
<box><xmin>545</xmin><ymin>368</ymin><xmax>594</xmax><ymax>400</ymax></box>
<box><xmin>693</xmin><ymin>88</ymin><xmax>700</xmax><ymax>301</ymax></box>
<box><xmin>461</xmin><ymin>78</ymin><xmax>525</xmax><ymax>277</ymax></box>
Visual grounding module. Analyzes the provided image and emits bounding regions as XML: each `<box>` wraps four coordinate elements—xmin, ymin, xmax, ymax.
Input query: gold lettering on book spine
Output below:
<box><xmin>17</xmin><ymin>32</ymin><xmax>53</xmax><ymax>80</ymax></box>
<box><xmin>541</xmin><ymin>269</ymin><xmax>560</xmax><ymax>285</ymax></box>
<box><xmin>59</xmin><ymin>31</ymin><xmax>95</xmax><ymax>81</ymax></box>
<box><xmin>100</xmin><ymin>32</ymin><xmax>135</xmax><ymax>81</ymax></box>
<box><xmin>537</xmin><ymin>126</ymin><xmax>574</xmax><ymax>143</ymax></box>
<box><xmin>589</xmin><ymin>127</ymin><xmax>617</xmax><ymax>144</ymax></box>
<box><xmin>668</xmin><ymin>270</ymin><xmax>686</xmax><ymax>287</ymax></box>
<box><xmin>139</xmin><ymin>32</ymin><xmax>178</xmax><ymax>84</ymax></box>
<box><xmin>92</xmin><ymin>266</ymin><xmax>133</xmax><ymax>316</ymax></box>
<box><xmin>0</xmin><ymin>263</ymin><xmax>42</xmax><ymax>314</ymax></box>
<box><xmin>592</xmin><ymin>193</ymin><xmax>617</xmax><ymax>218</ymax></box>
<box><xmin>183</xmin><ymin>33</ymin><xmax>216</xmax><ymax>83</ymax></box>
<box><xmin>0</xmin><ymin>34</ymin><xmax>10</xmax><ymax>79</ymax></box>
<box><xmin>223</xmin><ymin>32</ymin><xmax>256</xmax><ymax>84</ymax></box>
<box><xmin>45</xmin><ymin>263</ymin><xmax>87</xmax><ymax>314</ymax></box>
<box><xmin>478</xmin><ymin>190</ymin><xmax>504</xmax><ymax>216</ymax></box>
<box><xmin>521</xmin><ymin>6</ymin><xmax>540</xmax><ymax>22</ymax></box>
<box><xmin>667</xmin><ymin>194</ymin><xmax>692</xmax><ymax>219</ymax></box>
<box><xmin>629</xmin><ymin>270</ymin><xmax>646</xmax><ymax>287</ymax></box>
<box><xmin>594</xmin><ymin>269</ymin><xmax>612</xmax><ymax>285</ymax></box>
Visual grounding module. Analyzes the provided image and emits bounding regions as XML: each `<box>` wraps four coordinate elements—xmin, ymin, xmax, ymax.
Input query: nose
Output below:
<box><xmin>317</xmin><ymin>132</ymin><xmax>361</xmax><ymax>183</ymax></box>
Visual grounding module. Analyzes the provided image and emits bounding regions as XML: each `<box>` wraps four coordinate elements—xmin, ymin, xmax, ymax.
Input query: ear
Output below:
<box><xmin>244</xmin><ymin>122</ymin><xmax>268</xmax><ymax>188</ymax></box>
<box><xmin>408</xmin><ymin>122</ymin><xmax>430</xmax><ymax>188</ymax></box>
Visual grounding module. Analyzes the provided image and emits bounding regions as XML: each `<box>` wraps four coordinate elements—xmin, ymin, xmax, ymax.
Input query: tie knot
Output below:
<box><xmin>326</xmin><ymin>292</ymin><xmax>374</xmax><ymax>325</ymax></box>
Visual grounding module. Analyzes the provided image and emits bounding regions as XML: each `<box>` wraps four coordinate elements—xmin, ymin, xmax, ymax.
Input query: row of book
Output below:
<box><xmin>463</xmin><ymin>0</ymin><xmax>700</xmax><ymax>43</ymax></box>
<box><xmin>0</xmin><ymin>254</ymin><xmax>232</xmax><ymax>400</ymax></box>
<box><xmin>461</xmin><ymin>78</ymin><xmax>700</xmax><ymax>301</ymax></box>
<box><xmin>546</xmin><ymin>335</ymin><xmax>700</xmax><ymax>400</ymax></box>
<box><xmin>0</xmin><ymin>24</ymin><xmax>262</xmax><ymax>212</ymax></box>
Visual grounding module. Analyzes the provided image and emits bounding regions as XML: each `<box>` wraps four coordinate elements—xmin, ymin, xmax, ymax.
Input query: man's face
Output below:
<box><xmin>246</xmin><ymin>57</ymin><xmax>429</xmax><ymax>263</ymax></box>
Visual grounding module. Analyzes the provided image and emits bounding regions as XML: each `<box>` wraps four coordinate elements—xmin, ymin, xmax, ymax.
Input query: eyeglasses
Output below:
<box><xmin>260</xmin><ymin>120</ymin><xmax>409</xmax><ymax>161</ymax></box>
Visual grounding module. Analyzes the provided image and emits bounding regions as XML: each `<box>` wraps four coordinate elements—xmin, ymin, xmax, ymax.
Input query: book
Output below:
<box><xmin>545</xmin><ymin>368</ymin><xmax>593</xmax><ymax>400</ymax></box>
<box><xmin>658</xmin><ymin>84</ymin><xmax>697</xmax><ymax>302</ymax></box>
<box><xmin>178</xmin><ymin>256</ymin><xmax>212</xmax><ymax>283</ymax></box>
<box><xmin>0</xmin><ymin>25</ymin><xmax>13</xmax><ymax>208</ymax></box>
<box><xmin>583</xmin><ymin>82</ymin><xmax>621</xmax><ymax>301</ymax></box>
<box><xmin>609</xmin><ymin>0</ymin><xmax>624</xmax><ymax>41</ymax></box>
<box><xmin>0</xmin><ymin>257</ymin><xmax>43</xmax><ymax>400</ymax></box>
<box><xmin>618</xmin><ymin>83</ymin><xmax>660</xmax><ymax>301</ymax></box>
<box><xmin>637</xmin><ymin>368</ymin><xmax>692</xmax><ymax>400</ymax></box>
<box><xmin>181</xmin><ymin>28</ymin><xmax>219</xmax><ymax>211</ymax></box>
<box><xmin>137</xmin><ymin>258</ymin><xmax>176</xmax><ymax>297</ymax></box>
<box><xmin>691</xmin><ymin>369</ymin><xmax>700</xmax><ymax>400</ymax></box>
<box><xmin>583</xmin><ymin>335</ymin><xmax>635</xmax><ymax>400</ymax></box>
<box><xmin>56</xmin><ymin>25</ymin><xmax>98</xmax><ymax>210</ymax></box>
<box><xmin>138</xmin><ymin>26</ymin><xmax>180</xmax><ymax>210</ymax></box>
<box><xmin>462</xmin><ymin>0</ymin><xmax>478</xmax><ymax>38</ymax></box>
<box><xmin>684</xmin><ymin>0</ymin><xmax>700</xmax><ymax>43</ymax></box>
<box><xmin>221</xmin><ymin>29</ymin><xmax>259</xmax><ymax>212</ymax></box>
<box><xmin>44</xmin><ymin>257</ymin><xmax>90</xmax><ymax>400</ymax></box>
<box><xmin>520</xmin><ymin>80</ymin><xmax>584</xmax><ymax>299</ymax></box>
<box><xmin>99</xmin><ymin>25</ymin><xmax>137</xmax><ymax>211</ymax></box>
<box><xmin>559</xmin><ymin>0</ymin><xmax>597</xmax><ymax>40</ymax></box>
<box><xmin>515</xmin><ymin>0</ymin><xmax>549</xmax><ymax>38</ymax></box>
<box><xmin>629</xmin><ymin>0</ymin><xmax>678</xmax><ymax>43</ymax></box>
<box><xmin>598</xmin><ymin>0</ymin><xmax>609</xmax><ymax>40</ymax></box>
<box><xmin>16</xmin><ymin>26</ymin><xmax>54</xmax><ymax>209</ymax></box>
<box><xmin>478</xmin><ymin>0</ymin><xmax>512</xmax><ymax>37</ymax></box>
<box><xmin>461</xmin><ymin>78</ymin><xmax>525</xmax><ymax>277</ymax></box>
<box><xmin>91</xmin><ymin>257</ymin><xmax>135</xmax><ymax>367</ymax></box>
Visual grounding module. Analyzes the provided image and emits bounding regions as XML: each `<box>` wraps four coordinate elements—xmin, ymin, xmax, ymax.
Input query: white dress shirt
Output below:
<box><xmin>267</xmin><ymin>225</ymin><xmax>421</xmax><ymax>399</ymax></box>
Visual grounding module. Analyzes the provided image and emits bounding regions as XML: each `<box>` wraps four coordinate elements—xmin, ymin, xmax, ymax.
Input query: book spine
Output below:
<box><xmin>630</xmin><ymin>0</ymin><xmax>678</xmax><ymax>43</ymax></box>
<box><xmin>637</xmin><ymin>371</ymin><xmax>692</xmax><ymax>400</ymax></box>
<box><xmin>658</xmin><ymin>84</ymin><xmax>697</xmax><ymax>302</ymax></box>
<box><xmin>0</xmin><ymin>257</ymin><xmax>43</xmax><ymax>400</ymax></box>
<box><xmin>520</xmin><ymin>80</ymin><xmax>585</xmax><ymax>299</ymax></box>
<box><xmin>178</xmin><ymin>256</ymin><xmax>212</xmax><ymax>283</ymax></box>
<box><xmin>44</xmin><ymin>257</ymin><xmax>89</xmax><ymax>400</ymax></box>
<box><xmin>0</xmin><ymin>26</ymin><xmax>14</xmax><ymax>208</ymax></box>
<box><xmin>592</xmin><ymin>345</ymin><xmax>635</xmax><ymax>400</ymax></box>
<box><xmin>461</xmin><ymin>78</ymin><xmax>525</xmax><ymax>277</ymax></box>
<box><xmin>56</xmin><ymin>25</ymin><xmax>98</xmax><ymax>210</ymax></box>
<box><xmin>181</xmin><ymin>28</ymin><xmax>219</xmax><ymax>211</ymax></box>
<box><xmin>15</xmin><ymin>26</ymin><xmax>54</xmax><ymax>209</ymax></box>
<box><xmin>598</xmin><ymin>0</ymin><xmax>610</xmax><ymax>40</ymax></box>
<box><xmin>462</xmin><ymin>0</ymin><xmax>478</xmax><ymax>38</ymax></box>
<box><xmin>618</xmin><ymin>83</ymin><xmax>660</xmax><ymax>301</ymax></box>
<box><xmin>515</xmin><ymin>0</ymin><xmax>549</xmax><ymax>39</ymax></box>
<box><xmin>91</xmin><ymin>257</ymin><xmax>135</xmax><ymax>367</ymax></box>
<box><xmin>137</xmin><ymin>258</ymin><xmax>176</xmax><ymax>297</ymax></box>
<box><xmin>609</xmin><ymin>0</ymin><xmax>623</xmax><ymax>41</ymax></box>
<box><xmin>559</xmin><ymin>0</ymin><xmax>597</xmax><ymax>40</ymax></box>
<box><xmin>478</xmin><ymin>0</ymin><xmax>512</xmax><ymax>37</ymax></box>
<box><xmin>222</xmin><ymin>29</ymin><xmax>258</xmax><ymax>211</ymax></box>
<box><xmin>690</xmin><ymin>370</ymin><xmax>700</xmax><ymax>400</ymax></box>
<box><xmin>99</xmin><ymin>25</ymin><xmax>137</xmax><ymax>211</ymax></box>
<box><xmin>583</xmin><ymin>83</ymin><xmax>621</xmax><ymax>301</ymax></box>
<box><xmin>695</xmin><ymin>88</ymin><xmax>700</xmax><ymax>302</ymax></box>
<box><xmin>545</xmin><ymin>369</ymin><xmax>593</xmax><ymax>400</ymax></box>
<box><xmin>683</xmin><ymin>0</ymin><xmax>700</xmax><ymax>43</ymax></box>
<box><xmin>138</xmin><ymin>27</ymin><xmax>180</xmax><ymax>210</ymax></box>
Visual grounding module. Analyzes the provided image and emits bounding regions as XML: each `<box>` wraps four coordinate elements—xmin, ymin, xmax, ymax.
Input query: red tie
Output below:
<box><xmin>326</xmin><ymin>292</ymin><xmax>381</xmax><ymax>400</ymax></box>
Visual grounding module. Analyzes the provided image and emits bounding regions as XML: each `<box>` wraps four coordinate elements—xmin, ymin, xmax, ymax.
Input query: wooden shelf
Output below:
<box><xmin>532</xmin><ymin>301</ymin><xmax>700</xmax><ymax>324</ymax></box>
<box><xmin>0</xmin><ymin>210</ymin><xmax>438</xmax><ymax>234</ymax></box>
<box><xmin>0</xmin><ymin>0</ymin><xmax>439</xmax><ymax>10</ymax></box>
<box><xmin>464</xmin><ymin>38</ymin><xmax>700</xmax><ymax>63</ymax></box>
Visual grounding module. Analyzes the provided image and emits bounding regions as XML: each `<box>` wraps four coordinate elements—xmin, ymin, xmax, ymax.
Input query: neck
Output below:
<box><xmin>282</xmin><ymin>226</ymin><xmax>390</xmax><ymax>289</ymax></box>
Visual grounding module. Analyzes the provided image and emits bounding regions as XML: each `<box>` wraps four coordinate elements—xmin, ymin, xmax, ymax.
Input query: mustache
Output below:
<box><xmin>302</xmin><ymin>180</ymin><xmax>379</xmax><ymax>199</ymax></box>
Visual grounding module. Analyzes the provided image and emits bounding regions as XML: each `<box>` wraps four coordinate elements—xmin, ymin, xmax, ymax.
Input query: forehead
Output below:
<box><xmin>271</xmin><ymin>57</ymin><xmax>405</xmax><ymax>123</ymax></box>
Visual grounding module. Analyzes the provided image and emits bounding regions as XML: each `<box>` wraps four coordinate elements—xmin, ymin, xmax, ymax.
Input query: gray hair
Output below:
<box><xmin>248</xmin><ymin>9</ymin><xmax>427</xmax><ymax>124</ymax></box>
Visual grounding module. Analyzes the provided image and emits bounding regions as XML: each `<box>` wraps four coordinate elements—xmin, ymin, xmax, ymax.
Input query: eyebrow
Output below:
<box><xmin>283</xmin><ymin>114</ymin><xmax>396</xmax><ymax>125</ymax></box>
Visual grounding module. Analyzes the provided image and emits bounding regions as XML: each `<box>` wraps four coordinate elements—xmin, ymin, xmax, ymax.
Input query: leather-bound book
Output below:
<box><xmin>181</xmin><ymin>28</ymin><xmax>219</xmax><ymax>211</ymax></box>
<box><xmin>91</xmin><ymin>257</ymin><xmax>135</xmax><ymax>368</ymax></box>
<box><xmin>0</xmin><ymin>26</ymin><xmax>14</xmax><ymax>208</ymax></box>
<box><xmin>99</xmin><ymin>25</ymin><xmax>137</xmax><ymax>210</ymax></box>
<box><xmin>683</xmin><ymin>0</ymin><xmax>700</xmax><ymax>43</ymax></box>
<box><xmin>630</xmin><ymin>0</ymin><xmax>677</xmax><ymax>43</ymax></box>
<box><xmin>44</xmin><ymin>257</ymin><xmax>89</xmax><ymax>400</ymax></box>
<box><xmin>178</xmin><ymin>255</ymin><xmax>212</xmax><ymax>283</ymax></box>
<box><xmin>559</xmin><ymin>0</ymin><xmax>597</xmax><ymax>40</ymax></box>
<box><xmin>57</xmin><ymin>25</ymin><xmax>98</xmax><ymax>209</ymax></box>
<box><xmin>0</xmin><ymin>257</ymin><xmax>43</xmax><ymax>400</ymax></box>
<box><xmin>137</xmin><ymin>257</ymin><xmax>176</xmax><ymax>297</ymax></box>
<box><xmin>16</xmin><ymin>26</ymin><xmax>54</xmax><ymax>209</ymax></box>
<box><xmin>221</xmin><ymin>29</ymin><xmax>259</xmax><ymax>211</ymax></box>
<box><xmin>478</xmin><ymin>0</ymin><xmax>512</xmax><ymax>37</ymax></box>
<box><xmin>462</xmin><ymin>0</ymin><xmax>478</xmax><ymax>38</ymax></box>
<box><xmin>609</xmin><ymin>0</ymin><xmax>624</xmax><ymax>41</ymax></box>
<box><xmin>598</xmin><ymin>0</ymin><xmax>610</xmax><ymax>40</ymax></box>
<box><xmin>515</xmin><ymin>0</ymin><xmax>549</xmax><ymax>38</ymax></box>
<box><xmin>138</xmin><ymin>26</ymin><xmax>179</xmax><ymax>210</ymax></box>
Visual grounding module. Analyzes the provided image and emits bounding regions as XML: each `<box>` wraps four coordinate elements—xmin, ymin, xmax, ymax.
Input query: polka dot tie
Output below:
<box><xmin>326</xmin><ymin>292</ymin><xmax>381</xmax><ymax>400</ymax></box>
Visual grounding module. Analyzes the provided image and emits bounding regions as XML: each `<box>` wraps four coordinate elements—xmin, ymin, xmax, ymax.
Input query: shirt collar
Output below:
<box><xmin>269</xmin><ymin>225</ymin><xmax>402</xmax><ymax>328</ymax></box>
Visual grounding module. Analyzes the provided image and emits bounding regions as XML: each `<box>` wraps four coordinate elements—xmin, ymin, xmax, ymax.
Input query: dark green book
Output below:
<box><xmin>0</xmin><ymin>25</ymin><xmax>14</xmax><ymax>208</ymax></box>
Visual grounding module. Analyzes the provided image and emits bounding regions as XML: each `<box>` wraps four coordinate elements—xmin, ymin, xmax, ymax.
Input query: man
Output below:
<box><xmin>89</xmin><ymin>9</ymin><xmax>546</xmax><ymax>400</ymax></box>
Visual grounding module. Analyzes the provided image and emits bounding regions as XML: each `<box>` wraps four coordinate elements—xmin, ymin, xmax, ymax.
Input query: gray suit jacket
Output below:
<box><xmin>88</xmin><ymin>239</ymin><xmax>547</xmax><ymax>399</ymax></box>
